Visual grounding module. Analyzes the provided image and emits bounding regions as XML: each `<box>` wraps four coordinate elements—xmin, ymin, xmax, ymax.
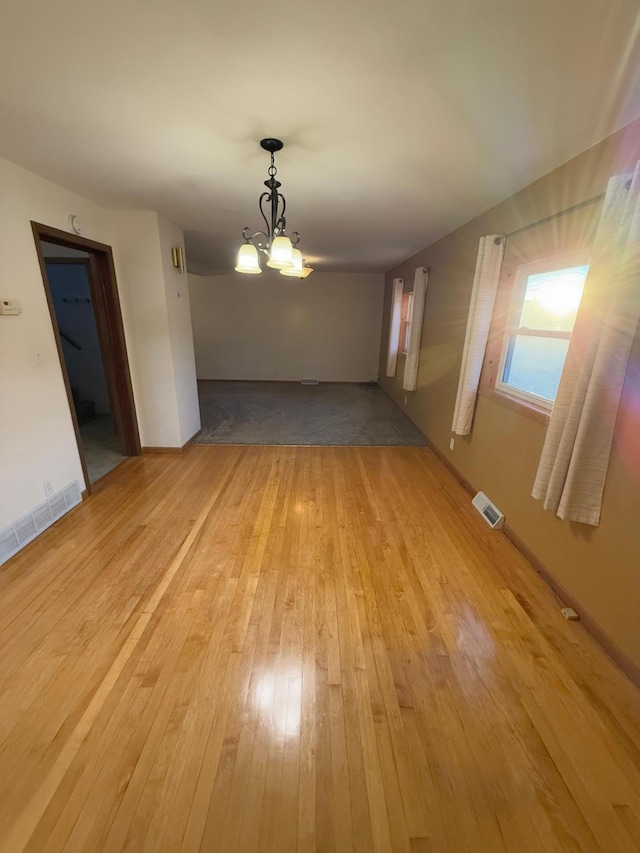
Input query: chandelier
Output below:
<box><xmin>235</xmin><ymin>138</ymin><xmax>313</xmax><ymax>279</ymax></box>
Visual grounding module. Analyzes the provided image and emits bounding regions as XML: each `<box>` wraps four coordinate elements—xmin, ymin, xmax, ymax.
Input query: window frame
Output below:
<box><xmin>482</xmin><ymin>248</ymin><xmax>590</xmax><ymax>420</ymax></box>
<box><xmin>398</xmin><ymin>291</ymin><xmax>414</xmax><ymax>356</ymax></box>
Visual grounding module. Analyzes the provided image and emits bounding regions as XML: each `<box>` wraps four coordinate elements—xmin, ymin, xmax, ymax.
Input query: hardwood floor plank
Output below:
<box><xmin>0</xmin><ymin>446</ymin><xmax>639</xmax><ymax>852</ymax></box>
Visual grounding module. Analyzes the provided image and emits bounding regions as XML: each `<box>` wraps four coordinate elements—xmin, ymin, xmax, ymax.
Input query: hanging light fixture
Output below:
<box><xmin>235</xmin><ymin>138</ymin><xmax>313</xmax><ymax>278</ymax></box>
<box><xmin>280</xmin><ymin>250</ymin><xmax>314</xmax><ymax>279</ymax></box>
<box><xmin>297</xmin><ymin>262</ymin><xmax>314</xmax><ymax>279</ymax></box>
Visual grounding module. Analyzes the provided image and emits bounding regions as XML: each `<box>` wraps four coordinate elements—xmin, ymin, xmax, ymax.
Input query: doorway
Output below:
<box><xmin>32</xmin><ymin>222</ymin><xmax>140</xmax><ymax>491</ymax></box>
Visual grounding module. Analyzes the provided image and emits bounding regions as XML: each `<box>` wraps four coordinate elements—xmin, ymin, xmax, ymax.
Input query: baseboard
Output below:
<box><xmin>142</xmin><ymin>427</ymin><xmax>202</xmax><ymax>455</ymax></box>
<box><xmin>427</xmin><ymin>441</ymin><xmax>475</xmax><ymax>497</ymax></box>
<box><xmin>502</xmin><ymin>523</ymin><xmax>640</xmax><ymax>688</ymax></box>
<box><xmin>427</xmin><ymin>439</ymin><xmax>640</xmax><ymax>689</ymax></box>
<box><xmin>182</xmin><ymin>427</ymin><xmax>202</xmax><ymax>449</ymax></box>
<box><xmin>196</xmin><ymin>378</ymin><xmax>379</xmax><ymax>385</ymax></box>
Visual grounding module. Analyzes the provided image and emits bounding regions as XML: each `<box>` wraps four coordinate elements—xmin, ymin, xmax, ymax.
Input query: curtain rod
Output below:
<box><xmin>494</xmin><ymin>192</ymin><xmax>606</xmax><ymax>246</ymax></box>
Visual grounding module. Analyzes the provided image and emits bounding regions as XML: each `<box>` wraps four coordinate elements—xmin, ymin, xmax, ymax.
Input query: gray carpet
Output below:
<box><xmin>196</xmin><ymin>381</ymin><xmax>427</xmax><ymax>446</ymax></box>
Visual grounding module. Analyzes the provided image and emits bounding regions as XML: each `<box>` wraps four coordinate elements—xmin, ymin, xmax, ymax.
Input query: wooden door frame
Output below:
<box><xmin>32</xmin><ymin>222</ymin><xmax>141</xmax><ymax>493</ymax></box>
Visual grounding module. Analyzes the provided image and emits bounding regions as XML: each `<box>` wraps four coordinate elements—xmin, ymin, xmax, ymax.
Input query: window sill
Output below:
<box><xmin>478</xmin><ymin>386</ymin><xmax>550</xmax><ymax>425</ymax></box>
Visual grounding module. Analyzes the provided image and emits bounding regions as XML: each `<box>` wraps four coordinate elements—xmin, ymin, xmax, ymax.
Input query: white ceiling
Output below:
<box><xmin>1</xmin><ymin>0</ymin><xmax>639</xmax><ymax>273</ymax></box>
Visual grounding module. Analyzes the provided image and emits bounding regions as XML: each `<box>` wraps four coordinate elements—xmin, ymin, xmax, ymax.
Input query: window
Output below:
<box><xmin>399</xmin><ymin>291</ymin><xmax>413</xmax><ymax>354</ymax></box>
<box><xmin>495</xmin><ymin>251</ymin><xmax>589</xmax><ymax>409</ymax></box>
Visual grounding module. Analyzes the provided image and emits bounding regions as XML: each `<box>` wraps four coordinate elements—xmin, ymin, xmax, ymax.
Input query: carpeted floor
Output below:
<box><xmin>196</xmin><ymin>381</ymin><xmax>427</xmax><ymax>446</ymax></box>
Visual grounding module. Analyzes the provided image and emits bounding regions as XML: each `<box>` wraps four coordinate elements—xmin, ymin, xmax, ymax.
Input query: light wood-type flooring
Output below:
<box><xmin>1</xmin><ymin>446</ymin><xmax>640</xmax><ymax>852</ymax></box>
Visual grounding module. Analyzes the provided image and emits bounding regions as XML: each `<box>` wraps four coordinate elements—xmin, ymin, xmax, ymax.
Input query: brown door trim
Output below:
<box><xmin>42</xmin><ymin>257</ymin><xmax>91</xmax><ymax>266</ymax></box>
<box><xmin>33</xmin><ymin>222</ymin><xmax>141</xmax><ymax>492</ymax></box>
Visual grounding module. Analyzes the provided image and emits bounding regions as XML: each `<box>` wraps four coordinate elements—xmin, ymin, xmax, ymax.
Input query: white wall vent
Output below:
<box><xmin>0</xmin><ymin>480</ymin><xmax>82</xmax><ymax>566</ymax></box>
<box><xmin>472</xmin><ymin>491</ymin><xmax>505</xmax><ymax>529</ymax></box>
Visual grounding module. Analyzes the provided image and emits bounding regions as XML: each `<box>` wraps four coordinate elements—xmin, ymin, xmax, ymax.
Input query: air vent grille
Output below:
<box><xmin>49</xmin><ymin>492</ymin><xmax>67</xmax><ymax>518</ymax></box>
<box><xmin>0</xmin><ymin>481</ymin><xmax>82</xmax><ymax>566</ymax></box>
<box><xmin>63</xmin><ymin>483</ymin><xmax>81</xmax><ymax>507</ymax></box>
<box><xmin>471</xmin><ymin>491</ymin><xmax>505</xmax><ymax>530</ymax></box>
<box><xmin>33</xmin><ymin>503</ymin><xmax>54</xmax><ymax>530</ymax></box>
<box><xmin>13</xmin><ymin>514</ymin><xmax>38</xmax><ymax>544</ymax></box>
<box><xmin>0</xmin><ymin>529</ymin><xmax>20</xmax><ymax>564</ymax></box>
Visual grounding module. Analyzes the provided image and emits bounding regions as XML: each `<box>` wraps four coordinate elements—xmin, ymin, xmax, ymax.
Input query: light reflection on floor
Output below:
<box><xmin>254</xmin><ymin>669</ymin><xmax>303</xmax><ymax>739</ymax></box>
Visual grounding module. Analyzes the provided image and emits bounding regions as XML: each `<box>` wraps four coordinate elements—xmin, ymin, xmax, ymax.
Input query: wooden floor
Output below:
<box><xmin>1</xmin><ymin>447</ymin><xmax>640</xmax><ymax>853</ymax></box>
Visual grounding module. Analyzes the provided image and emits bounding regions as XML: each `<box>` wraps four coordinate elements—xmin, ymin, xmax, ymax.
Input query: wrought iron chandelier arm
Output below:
<box><xmin>275</xmin><ymin>194</ymin><xmax>286</xmax><ymax>235</ymax></box>
<box><xmin>242</xmin><ymin>225</ymin><xmax>270</xmax><ymax>254</ymax></box>
<box><xmin>258</xmin><ymin>191</ymin><xmax>274</xmax><ymax>244</ymax></box>
<box><xmin>256</xmin><ymin>189</ymin><xmax>289</xmax><ymax>246</ymax></box>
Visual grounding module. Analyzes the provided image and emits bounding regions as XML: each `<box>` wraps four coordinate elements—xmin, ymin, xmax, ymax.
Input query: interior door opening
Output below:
<box><xmin>32</xmin><ymin>223</ymin><xmax>140</xmax><ymax>493</ymax></box>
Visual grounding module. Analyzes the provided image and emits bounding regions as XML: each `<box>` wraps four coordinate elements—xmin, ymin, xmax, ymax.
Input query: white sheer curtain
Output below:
<box><xmin>386</xmin><ymin>278</ymin><xmax>404</xmax><ymax>377</ymax></box>
<box><xmin>403</xmin><ymin>267</ymin><xmax>429</xmax><ymax>391</ymax></box>
<box><xmin>532</xmin><ymin>164</ymin><xmax>640</xmax><ymax>526</ymax></box>
<box><xmin>451</xmin><ymin>236</ymin><xmax>505</xmax><ymax>435</ymax></box>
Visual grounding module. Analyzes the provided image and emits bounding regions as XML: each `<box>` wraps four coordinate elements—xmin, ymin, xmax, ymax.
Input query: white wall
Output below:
<box><xmin>106</xmin><ymin>210</ymin><xmax>183</xmax><ymax>448</ymax></box>
<box><xmin>157</xmin><ymin>217</ymin><xmax>200</xmax><ymax>446</ymax></box>
<box><xmin>0</xmin><ymin>157</ymin><xmax>200</xmax><ymax>530</ymax></box>
<box><xmin>0</xmin><ymin>158</ymin><xmax>87</xmax><ymax>526</ymax></box>
<box><xmin>189</xmin><ymin>271</ymin><xmax>384</xmax><ymax>382</ymax></box>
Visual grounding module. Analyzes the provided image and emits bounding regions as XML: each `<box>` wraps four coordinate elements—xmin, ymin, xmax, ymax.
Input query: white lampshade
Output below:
<box><xmin>267</xmin><ymin>235</ymin><xmax>294</xmax><ymax>269</ymax></box>
<box><xmin>280</xmin><ymin>248</ymin><xmax>304</xmax><ymax>277</ymax></box>
<box><xmin>298</xmin><ymin>262</ymin><xmax>313</xmax><ymax>279</ymax></box>
<box><xmin>235</xmin><ymin>243</ymin><xmax>262</xmax><ymax>274</ymax></box>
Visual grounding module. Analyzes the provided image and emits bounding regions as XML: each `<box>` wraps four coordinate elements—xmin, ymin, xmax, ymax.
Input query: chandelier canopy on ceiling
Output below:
<box><xmin>235</xmin><ymin>138</ymin><xmax>313</xmax><ymax>279</ymax></box>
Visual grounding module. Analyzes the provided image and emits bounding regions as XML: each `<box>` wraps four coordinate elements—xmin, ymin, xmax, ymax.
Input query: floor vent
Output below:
<box><xmin>301</xmin><ymin>378</ymin><xmax>319</xmax><ymax>385</ymax></box>
<box><xmin>0</xmin><ymin>481</ymin><xmax>82</xmax><ymax>566</ymax></box>
<box><xmin>472</xmin><ymin>491</ymin><xmax>505</xmax><ymax>529</ymax></box>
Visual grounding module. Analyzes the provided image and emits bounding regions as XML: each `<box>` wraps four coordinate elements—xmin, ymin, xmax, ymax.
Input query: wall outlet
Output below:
<box><xmin>560</xmin><ymin>607</ymin><xmax>579</xmax><ymax>621</ymax></box>
<box><xmin>43</xmin><ymin>480</ymin><xmax>54</xmax><ymax>498</ymax></box>
<box><xmin>449</xmin><ymin>437</ymin><xmax>455</xmax><ymax>450</ymax></box>
<box><xmin>404</xmin><ymin>395</ymin><xmax>408</xmax><ymax>405</ymax></box>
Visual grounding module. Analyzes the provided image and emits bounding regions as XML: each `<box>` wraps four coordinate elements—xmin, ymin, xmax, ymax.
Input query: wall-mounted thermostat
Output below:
<box><xmin>0</xmin><ymin>298</ymin><xmax>21</xmax><ymax>316</ymax></box>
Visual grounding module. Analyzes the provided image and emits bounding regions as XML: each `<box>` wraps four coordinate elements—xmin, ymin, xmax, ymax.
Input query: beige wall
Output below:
<box><xmin>0</xmin><ymin>157</ymin><xmax>200</xmax><ymax>530</ymax></box>
<box><xmin>157</xmin><ymin>217</ymin><xmax>200</xmax><ymax>446</ymax></box>
<box><xmin>189</xmin><ymin>270</ymin><xmax>384</xmax><ymax>382</ymax></box>
<box><xmin>379</xmin><ymin>118</ymin><xmax>640</xmax><ymax>669</ymax></box>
